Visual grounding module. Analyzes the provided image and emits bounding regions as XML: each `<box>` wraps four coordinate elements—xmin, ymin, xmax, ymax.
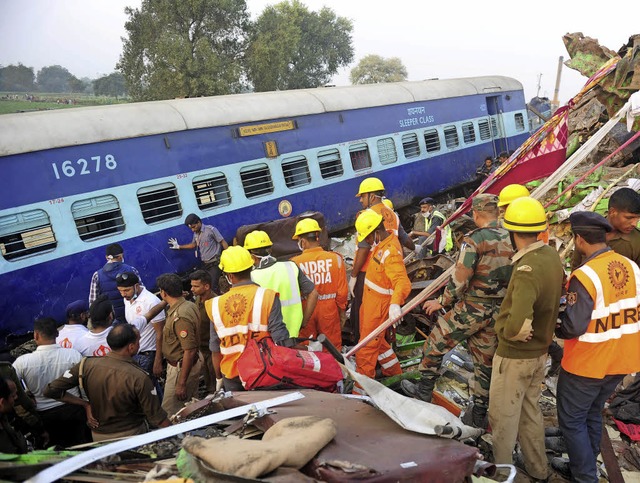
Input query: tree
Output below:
<box><xmin>0</xmin><ymin>64</ymin><xmax>36</xmax><ymax>92</ymax></box>
<box><xmin>117</xmin><ymin>0</ymin><xmax>249</xmax><ymax>101</ymax></box>
<box><xmin>245</xmin><ymin>0</ymin><xmax>354</xmax><ymax>92</ymax></box>
<box><xmin>36</xmin><ymin>65</ymin><xmax>81</xmax><ymax>93</ymax></box>
<box><xmin>93</xmin><ymin>72</ymin><xmax>127</xmax><ymax>98</ymax></box>
<box><xmin>350</xmin><ymin>55</ymin><xmax>408</xmax><ymax>85</ymax></box>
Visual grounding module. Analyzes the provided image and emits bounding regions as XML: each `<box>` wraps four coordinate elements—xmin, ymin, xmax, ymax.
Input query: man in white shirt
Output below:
<box><xmin>56</xmin><ymin>300</ymin><xmax>89</xmax><ymax>350</ymax></box>
<box><xmin>13</xmin><ymin>317</ymin><xmax>90</xmax><ymax>447</ymax></box>
<box><xmin>117</xmin><ymin>271</ymin><xmax>166</xmax><ymax>399</ymax></box>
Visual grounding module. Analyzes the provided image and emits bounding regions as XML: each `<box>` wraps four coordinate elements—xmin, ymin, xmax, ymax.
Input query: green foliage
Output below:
<box><xmin>117</xmin><ymin>0</ymin><xmax>250</xmax><ymax>101</ymax></box>
<box><xmin>245</xmin><ymin>0</ymin><xmax>354</xmax><ymax>91</ymax></box>
<box><xmin>0</xmin><ymin>64</ymin><xmax>35</xmax><ymax>92</ymax></box>
<box><xmin>93</xmin><ymin>72</ymin><xmax>127</xmax><ymax>98</ymax></box>
<box><xmin>349</xmin><ymin>54</ymin><xmax>408</xmax><ymax>85</ymax></box>
<box><xmin>36</xmin><ymin>65</ymin><xmax>82</xmax><ymax>93</ymax></box>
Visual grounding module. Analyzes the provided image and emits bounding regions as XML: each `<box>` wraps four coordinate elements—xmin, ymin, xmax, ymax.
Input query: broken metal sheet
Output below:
<box><xmin>25</xmin><ymin>392</ymin><xmax>305</xmax><ymax>483</ymax></box>
<box><xmin>220</xmin><ymin>390</ymin><xmax>481</xmax><ymax>482</ymax></box>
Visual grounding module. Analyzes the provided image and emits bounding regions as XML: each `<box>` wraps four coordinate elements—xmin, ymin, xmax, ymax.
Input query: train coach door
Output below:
<box><xmin>485</xmin><ymin>95</ymin><xmax>509</xmax><ymax>157</ymax></box>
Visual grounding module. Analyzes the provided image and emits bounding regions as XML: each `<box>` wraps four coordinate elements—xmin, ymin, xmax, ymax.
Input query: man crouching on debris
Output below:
<box><xmin>45</xmin><ymin>324</ymin><xmax>171</xmax><ymax>441</ymax></box>
<box><xmin>401</xmin><ymin>194</ymin><xmax>512</xmax><ymax>428</ymax></box>
<box><xmin>488</xmin><ymin>197</ymin><xmax>563</xmax><ymax>480</ymax></box>
<box><xmin>206</xmin><ymin>246</ymin><xmax>292</xmax><ymax>392</ymax></box>
<box><xmin>555</xmin><ymin>211</ymin><xmax>640</xmax><ymax>483</ymax></box>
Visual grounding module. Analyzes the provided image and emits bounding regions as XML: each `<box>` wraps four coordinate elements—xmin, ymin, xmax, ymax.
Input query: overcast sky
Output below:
<box><xmin>0</xmin><ymin>0</ymin><xmax>637</xmax><ymax>105</ymax></box>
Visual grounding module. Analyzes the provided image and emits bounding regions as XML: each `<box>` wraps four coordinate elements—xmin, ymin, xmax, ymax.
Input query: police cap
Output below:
<box><xmin>569</xmin><ymin>211</ymin><xmax>612</xmax><ymax>235</ymax></box>
<box><xmin>419</xmin><ymin>197</ymin><xmax>435</xmax><ymax>205</ymax></box>
<box><xmin>66</xmin><ymin>299</ymin><xmax>89</xmax><ymax>318</ymax></box>
<box><xmin>472</xmin><ymin>194</ymin><xmax>499</xmax><ymax>211</ymax></box>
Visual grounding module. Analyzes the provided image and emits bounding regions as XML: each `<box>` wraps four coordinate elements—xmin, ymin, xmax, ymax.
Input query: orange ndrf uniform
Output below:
<box><xmin>356</xmin><ymin>234</ymin><xmax>411</xmax><ymax>379</ymax></box>
<box><xmin>292</xmin><ymin>246</ymin><xmax>348</xmax><ymax>351</ymax></box>
<box><xmin>206</xmin><ymin>284</ymin><xmax>275</xmax><ymax>379</ymax></box>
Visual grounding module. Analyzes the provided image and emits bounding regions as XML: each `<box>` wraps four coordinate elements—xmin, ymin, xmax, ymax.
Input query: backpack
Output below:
<box><xmin>237</xmin><ymin>337</ymin><xmax>344</xmax><ymax>392</ymax></box>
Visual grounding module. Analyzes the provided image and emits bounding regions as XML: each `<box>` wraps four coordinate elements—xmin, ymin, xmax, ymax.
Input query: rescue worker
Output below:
<box><xmin>556</xmin><ymin>211</ymin><xmax>640</xmax><ymax>483</ymax></box>
<box><xmin>354</xmin><ymin>210</ymin><xmax>410</xmax><ymax>384</ymax></box>
<box><xmin>189</xmin><ymin>270</ymin><xmax>219</xmax><ymax>393</ymax></box>
<box><xmin>56</xmin><ymin>300</ymin><xmax>89</xmax><ymax>350</ymax></box>
<box><xmin>401</xmin><ymin>194</ymin><xmax>513</xmax><ymax>428</ymax></box>
<box><xmin>45</xmin><ymin>323</ymin><xmax>171</xmax><ymax>442</ymax></box>
<box><xmin>157</xmin><ymin>273</ymin><xmax>202</xmax><ymax>417</ymax></box>
<box><xmin>488</xmin><ymin>197</ymin><xmax>564</xmax><ymax>480</ymax></box>
<box><xmin>291</xmin><ymin>218</ymin><xmax>348</xmax><ymax>351</ymax></box>
<box><xmin>206</xmin><ymin>246</ymin><xmax>291</xmax><ymax>391</ymax></box>
<box><xmin>349</xmin><ymin>177</ymin><xmax>413</xmax><ymax>343</ymax></box>
<box><xmin>409</xmin><ymin>197</ymin><xmax>453</xmax><ymax>257</ymax></box>
<box><xmin>244</xmin><ymin>230</ymin><xmax>318</xmax><ymax>338</ymax></box>
<box><xmin>571</xmin><ymin>187</ymin><xmax>640</xmax><ymax>269</ymax></box>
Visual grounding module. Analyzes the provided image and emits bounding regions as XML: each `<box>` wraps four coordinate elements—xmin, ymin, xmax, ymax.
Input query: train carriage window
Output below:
<box><xmin>241</xmin><ymin>163</ymin><xmax>274</xmax><ymax>199</ymax></box>
<box><xmin>282</xmin><ymin>156</ymin><xmax>311</xmax><ymax>188</ymax></box>
<box><xmin>0</xmin><ymin>209</ymin><xmax>57</xmax><ymax>261</ymax></box>
<box><xmin>461</xmin><ymin>122</ymin><xmax>476</xmax><ymax>144</ymax></box>
<box><xmin>490</xmin><ymin>118</ymin><xmax>499</xmax><ymax>137</ymax></box>
<box><xmin>377</xmin><ymin>137</ymin><xmax>397</xmax><ymax>165</ymax></box>
<box><xmin>137</xmin><ymin>182</ymin><xmax>183</xmax><ymax>224</ymax></box>
<box><xmin>349</xmin><ymin>143</ymin><xmax>371</xmax><ymax>171</ymax></box>
<box><xmin>444</xmin><ymin>125</ymin><xmax>459</xmax><ymax>149</ymax></box>
<box><xmin>317</xmin><ymin>149</ymin><xmax>344</xmax><ymax>179</ymax></box>
<box><xmin>424</xmin><ymin>129</ymin><xmax>441</xmax><ymax>153</ymax></box>
<box><xmin>193</xmin><ymin>173</ymin><xmax>231</xmax><ymax>210</ymax></box>
<box><xmin>478</xmin><ymin>120</ymin><xmax>491</xmax><ymax>140</ymax></box>
<box><xmin>515</xmin><ymin>113</ymin><xmax>525</xmax><ymax>132</ymax></box>
<box><xmin>72</xmin><ymin>195</ymin><xmax>125</xmax><ymax>241</ymax></box>
<box><xmin>402</xmin><ymin>133</ymin><xmax>420</xmax><ymax>159</ymax></box>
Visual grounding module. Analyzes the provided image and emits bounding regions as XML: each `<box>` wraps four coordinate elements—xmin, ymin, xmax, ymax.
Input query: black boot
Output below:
<box><xmin>400</xmin><ymin>375</ymin><xmax>436</xmax><ymax>402</ymax></box>
<box><xmin>548</xmin><ymin>341</ymin><xmax>563</xmax><ymax>376</ymax></box>
<box><xmin>461</xmin><ymin>398</ymin><xmax>488</xmax><ymax>429</ymax></box>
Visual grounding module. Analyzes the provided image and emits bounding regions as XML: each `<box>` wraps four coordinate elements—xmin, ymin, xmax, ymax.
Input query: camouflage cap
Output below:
<box><xmin>472</xmin><ymin>194</ymin><xmax>499</xmax><ymax>211</ymax></box>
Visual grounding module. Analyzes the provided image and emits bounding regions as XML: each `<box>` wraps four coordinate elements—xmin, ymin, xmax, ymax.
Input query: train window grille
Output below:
<box><xmin>241</xmin><ymin>164</ymin><xmax>274</xmax><ymax>199</ymax></box>
<box><xmin>137</xmin><ymin>182</ymin><xmax>183</xmax><ymax>224</ymax></box>
<box><xmin>424</xmin><ymin>129</ymin><xmax>441</xmax><ymax>153</ymax></box>
<box><xmin>193</xmin><ymin>173</ymin><xmax>231</xmax><ymax>210</ymax></box>
<box><xmin>444</xmin><ymin>126</ymin><xmax>459</xmax><ymax>149</ymax></box>
<box><xmin>317</xmin><ymin>149</ymin><xmax>344</xmax><ymax>179</ymax></box>
<box><xmin>478</xmin><ymin>120</ymin><xmax>491</xmax><ymax>140</ymax></box>
<box><xmin>349</xmin><ymin>143</ymin><xmax>371</xmax><ymax>171</ymax></box>
<box><xmin>490</xmin><ymin>118</ymin><xmax>499</xmax><ymax>137</ymax></box>
<box><xmin>377</xmin><ymin>137</ymin><xmax>397</xmax><ymax>165</ymax></box>
<box><xmin>72</xmin><ymin>195</ymin><xmax>125</xmax><ymax>241</ymax></box>
<box><xmin>515</xmin><ymin>113</ymin><xmax>525</xmax><ymax>132</ymax></box>
<box><xmin>401</xmin><ymin>133</ymin><xmax>420</xmax><ymax>159</ymax></box>
<box><xmin>282</xmin><ymin>156</ymin><xmax>311</xmax><ymax>188</ymax></box>
<box><xmin>462</xmin><ymin>122</ymin><xmax>476</xmax><ymax>144</ymax></box>
<box><xmin>0</xmin><ymin>209</ymin><xmax>57</xmax><ymax>261</ymax></box>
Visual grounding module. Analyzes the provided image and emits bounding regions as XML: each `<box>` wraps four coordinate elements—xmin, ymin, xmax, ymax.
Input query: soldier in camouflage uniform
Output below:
<box><xmin>401</xmin><ymin>194</ymin><xmax>513</xmax><ymax>427</ymax></box>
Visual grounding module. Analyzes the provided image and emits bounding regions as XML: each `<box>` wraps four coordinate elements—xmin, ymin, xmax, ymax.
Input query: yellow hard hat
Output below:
<box><xmin>498</xmin><ymin>184</ymin><xmax>530</xmax><ymax>207</ymax></box>
<box><xmin>382</xmin><ymin>198</ymin><xmax>394</xmax><ymax>210</ymax></box>
<box><xmin>243</xmin><ymin>230</ymin><xmax>273</xmax><ymax>250</ymax></box>
<box><xmin>292</xmin><ymin>218</ymin><xmax>321</xmax><ymax>239</ymax></box>
<box><xmin>219</xmin><ymin>246</ymin><xmax>254</xmax><ymax>273</ymax></box>
<box><xmin>355</xmin><ymin>177</ymin><xmax>385</xmax><ymax>197</ymax></box>
<box><xmin>503</xmin><ymin>197</ymin><xmax>548</xmax><ymax>233</ymax></box>
<box><xmin>355</xmin><ymin>209</ymin><xmax>383</xmax><ymax>242</ymax></box>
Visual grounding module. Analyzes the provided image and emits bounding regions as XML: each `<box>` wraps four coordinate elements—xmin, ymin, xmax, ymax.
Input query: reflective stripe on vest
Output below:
<box><xmin>563</xmin><ymin>251</ymin><xmax>640</xmax><ymax>378</ymax></box>
<box><xmin>318</xmin><ymin>293</ymin><xmax>337</xmax><ymax>300</ymax></box>
<box><xmin>364</xmin><ymin>278</ymin><xmax>394</xmax><ymax>295</ymax></box>
<box><xmin>430</xmin><ymin>210</ymin><xmax>453</xmax><ymax>252</ymax></box>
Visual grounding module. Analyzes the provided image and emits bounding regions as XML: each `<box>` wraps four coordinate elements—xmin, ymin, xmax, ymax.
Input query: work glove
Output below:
<box><xmin>168</xmin><ymin>237</ymin><xmax>179</xmax><ymax>250</ymax></box>
<box><xmin>348</xmin><ymin>276</ymin><xmax>357</xmax><ymax>298</ymax></box>
<box><xmin>215</xmin><ymin>378</ymin><xmax>224</xmax><ymax>392</ymax></box>
<box><xmin>389</xmin><ymin>303</ymin><xmax>402</xmax><ymax>327</ymax></box>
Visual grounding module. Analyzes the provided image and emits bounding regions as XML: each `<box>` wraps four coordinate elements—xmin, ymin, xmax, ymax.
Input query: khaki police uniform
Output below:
<box><xmin>195</xmin><ymin>294</ymin><xmax>215</xmax><ymax>392</ymax></box>
<box><xmin>161</xmin><ymin>297</ymin><xmax>202</xmax><ymax>416</ymax></box>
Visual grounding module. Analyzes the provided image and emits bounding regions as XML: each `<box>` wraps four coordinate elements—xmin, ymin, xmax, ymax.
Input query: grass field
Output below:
<box><xmin>0</xmin><ymin>93</ymin><xmax>130</xmax><ymax>115</ymax></box>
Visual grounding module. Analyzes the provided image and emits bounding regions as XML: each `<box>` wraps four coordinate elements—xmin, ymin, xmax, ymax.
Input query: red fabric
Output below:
<box><xmin>614</xmin><ymin>418</ymin><xmax>640</xmax><ymax>442</ymax></box>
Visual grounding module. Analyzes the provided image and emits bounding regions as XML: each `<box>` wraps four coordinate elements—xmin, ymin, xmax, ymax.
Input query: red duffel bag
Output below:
<box><xmin>237</xmin><ymin>337</ymin><xmax>344</xmax><ymax>392</ymax></box>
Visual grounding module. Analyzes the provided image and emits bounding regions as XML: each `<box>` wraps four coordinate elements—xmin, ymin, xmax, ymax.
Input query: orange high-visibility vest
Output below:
<box><xmin>206</xmin><ymin>284</ymin><xmax>275</xmax><ymax>379</ymax></box>
<box><xmin>563</xmin><ymin>250</ymin><xmax>640</xmax><ymax>378</ymax></box>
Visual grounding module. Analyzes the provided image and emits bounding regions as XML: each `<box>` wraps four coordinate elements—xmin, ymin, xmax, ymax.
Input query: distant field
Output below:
<box><xmin>0</xmin><ymin>93</ymin><xmax>130</xmax><ymax>115</ymax></box>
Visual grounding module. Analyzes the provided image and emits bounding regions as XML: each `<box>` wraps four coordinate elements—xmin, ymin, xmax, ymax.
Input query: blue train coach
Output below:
<box><xmin>0</xmin><ymin>76</ymin><xmax>529</xmax><ymax>338</ymax></box>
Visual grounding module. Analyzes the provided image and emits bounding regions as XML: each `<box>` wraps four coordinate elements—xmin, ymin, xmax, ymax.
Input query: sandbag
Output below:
<box><xmin>237</xmin><ymin>337</ymin><xmax>343</xmax><ymax>392</ymax></box>
<box><xmin>182</xmin><ymin>416</ymin><xmax>337</xmax><ymax>478</ymax></box>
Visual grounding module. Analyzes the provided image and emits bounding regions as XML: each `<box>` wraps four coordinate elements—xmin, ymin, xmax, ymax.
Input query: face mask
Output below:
<box><xmin>225</xmin><ymin>274</ymin><xmax>233</xmax><ymax>286</ymax></box>
<box><xmin>422</xmin><ymin>212</ymin><xmax>430</xmax><ymax>218</ymax></box>
<box><xmin>297</xmin><ymin>240</ymin><xmax>304</xmax><ymax>252</ymax></box>
<box><xmin>371</xmin><ymin>232</ymin><xmax>380</xmax><ymax>248</ymax></box>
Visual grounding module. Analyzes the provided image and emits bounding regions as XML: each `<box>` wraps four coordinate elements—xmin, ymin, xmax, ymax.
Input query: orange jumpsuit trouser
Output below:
<box><xmin>299</xmin><ymin>299</ymin><xmax>342</xmax><ymax>352</ymax></box>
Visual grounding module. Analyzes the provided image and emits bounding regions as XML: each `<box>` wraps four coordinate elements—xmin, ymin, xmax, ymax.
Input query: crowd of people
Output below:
<box><xmin>2</xmin><ymin>177</ymin><xmax>640</xmax><ymax>483</ymax></box>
